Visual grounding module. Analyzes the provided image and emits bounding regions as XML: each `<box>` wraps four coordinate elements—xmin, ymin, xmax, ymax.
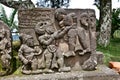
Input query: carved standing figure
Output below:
<box><xmin>18</xmin><ymin>33</ymin><xmax>40</xmax><ymax>74</ymax></box>
<box><xmin>59</xmin><ymin>12</ymin><xmax>77</xmax><ymax>57</ymax></box>
<box><xmin>75</xmin><ymin>13</ymin><xmax>91</xmax><ymax>55</ymax></box>
<box><xmin>35</xmin><ymin>19</ymin><xmax>72</xmax><ymax>72</ymax></box>
<box><xmin>78</xmin><ymin>12</ymin><xmax>97</xmax><ymax>70</ymax></box>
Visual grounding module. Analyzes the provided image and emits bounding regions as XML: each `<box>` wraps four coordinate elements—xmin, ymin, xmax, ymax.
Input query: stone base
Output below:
<box><xmin>1</xmin><ymin>65</ymin><xmax>119</xmax><ymax>80</ymax></box>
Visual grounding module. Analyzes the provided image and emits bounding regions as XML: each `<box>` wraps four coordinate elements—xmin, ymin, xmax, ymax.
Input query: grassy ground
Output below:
<box><xmin>97</xmin><ymin>38</ymin><xmax>120</xmax><ymax>65</ymax></box>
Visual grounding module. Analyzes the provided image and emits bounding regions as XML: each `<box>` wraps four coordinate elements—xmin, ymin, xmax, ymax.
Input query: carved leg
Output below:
<box><xmin>51</xmin><ymin>52</ymin><xmax>58</xmax><ymax>69</ymax></box>
<box><xmin>57</xmin><ymin>49</ymin><xmax>71</xmax><ymax>72</ymax></box>
<box><xmin>44</xmin><ymin>50</ymin><xmax>54</xmax><ymax>72</ymax></box>
<box><xmin>31</xmin><ymin>58</ymin><xmax>38</xmax><ymax>70</ymax></box>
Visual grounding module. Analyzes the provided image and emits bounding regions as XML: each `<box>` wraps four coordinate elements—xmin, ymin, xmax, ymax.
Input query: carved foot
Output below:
<box><xmin>43</xmin><ymin>68</ymin><xmax>54</xmax><ymax>73</ymax></box>
<box><xmin>31</xmin><ymin>70</ymin><xmax>43</xmax><ymax>74</ymax></box>
<box><xmin>58</xmin><ymin>67</ymin><xmax>71</xmax><ymax>72</ymax></box>
<box><xmin>51</xmin><ymin>63</ymin><xmax>58</xmax><ymax>69</ymax></box>
<box><xmin>22</xmin><ymin>70</ymin><xmax>31</xmax><ymax>74</ymax></box>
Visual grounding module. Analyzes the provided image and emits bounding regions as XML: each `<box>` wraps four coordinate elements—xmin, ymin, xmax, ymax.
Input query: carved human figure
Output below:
<box><xmin>35</xmin><ymin>21</ymin><xmax>56</xmax><ymax>72</ymax></box>
<box><xmin>55</xmin><ymin>9</ymin><xmax>74</xmax><ymax>57</ymax></box>
<box><xmin>35</xmin><ymin>20</ymin><xmax>71</xmax><ymax>72</ymax></box>
<box><xmin>55</xmin><ymin>8</ymin><xmax>67</xmax><ymax>30</ymax></box>
<box><xmin>78</xmin><ymin>12</ymin><xmax>97</xmax><ymax>70</ymax></box>
<box><xmin>18</xmin><ymin>33</ymin><xmax>39</xmax><ymax>74</ymax></box>
<box><xmin>59</xmin><ymin>12</ymin><xmax>77</xmax><ymax>57</ymax></box>
<box><xmin>0</xmin><ymin>29</ymin><xmax>11</xmax><ymax>71</ymax></box>
<box><xmin>75</xmin><ymin>13</ymin><xmax>91</xmax><ymax>55</ymax></box>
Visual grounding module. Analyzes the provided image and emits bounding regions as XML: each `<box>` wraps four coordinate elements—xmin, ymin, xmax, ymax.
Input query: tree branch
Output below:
<box><xmin>0</xmin><ymin>0</ymin><xmax>35</xmax><ymax>9</ymax></box>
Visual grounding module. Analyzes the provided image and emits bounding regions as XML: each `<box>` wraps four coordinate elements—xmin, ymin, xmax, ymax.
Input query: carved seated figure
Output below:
<box><xmin>18</xmin><ymin>33</ymin><xmax>40</xmax><ymax>74</ymax></box>
<box><xmin>0</xmin><ymin>29</ymin><xmax>11</xmax><ymax>71</ymax></box>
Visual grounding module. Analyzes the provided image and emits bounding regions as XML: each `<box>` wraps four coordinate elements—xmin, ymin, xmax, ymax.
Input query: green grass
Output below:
<box><xmin>97</xmin><ymin>38</ymin><xmax>120</xmax><ymax>65</ymax></box>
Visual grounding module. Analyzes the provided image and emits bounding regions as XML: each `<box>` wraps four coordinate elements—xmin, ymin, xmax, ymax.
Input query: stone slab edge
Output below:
<box><xmin>0</xmin><ymin>65</ymin><xmax>119</xmax><ymax>80</ymax></box>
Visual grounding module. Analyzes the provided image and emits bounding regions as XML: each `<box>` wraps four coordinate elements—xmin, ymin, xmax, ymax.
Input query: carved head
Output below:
<box><xmin>19</xmin><ymin>33</ymin><xmax>34</xmax><ymax>47</ymax></box>
<box><xmin>59</xmin><ymin>12</ymin><xmax>77</xmax><ymax>28</ymax></box>
<box><xmin>79</xmin><ymin>12</ymin><xmax>96</xmax><ymax>30</ymax></box>
<box><xmin>35</xmin><ymin>21</ymin><xmax>46</xmax><ymax>35</ymax></box>
<box><xmin>67</xmin><ymin>12</ymin><xmax>77</xmax><ymax>23</ymax></box>
<box><xmin>35</xmin><ymin>21</ymin><xmax>55</xmax><ymax>35</ymax></box>
<box><xmin>79</xmin><ymin>13</ymin><xmax>89</xmax><ymax>29</ymax></box>
<box><xmin>55</xmin><ymin>8</ymin><xmax>67</xmax><ymax>21</ymax></box>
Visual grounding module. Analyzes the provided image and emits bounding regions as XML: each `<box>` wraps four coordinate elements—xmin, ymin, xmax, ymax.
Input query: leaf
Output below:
<box><xmin>0</xmin><ymin>4</ymin><xmax>9</xmax><ymax>25</ymax></box>
<box><xmin>0</xmin><ymin>4</ymin><xmax>18</xmax><ymax>31</ymax></box>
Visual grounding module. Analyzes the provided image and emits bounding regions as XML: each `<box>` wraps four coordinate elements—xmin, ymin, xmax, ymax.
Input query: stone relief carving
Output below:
<box><xmin>18</xmin><ymin>8</ymin><xmax>103</xmax><ymax>74</ymax></box>
<box><xmin>78</xmin><ymin>12</ymin><xmax>97</xmax><ymax>70</ymax></box>
<box><xmin>35</xmin><ymin>19</ymin><xmax>72</xmax><ymax>72</ymax></box>
<box><xmin>18</xmin><ymin>33</ymin><xmax>42</xmax><ymax>74</ymax></box>
<box><xmin>0</xmin><ymin>21</ymin><xmax>12</xmax><ymax>75</ymax></box>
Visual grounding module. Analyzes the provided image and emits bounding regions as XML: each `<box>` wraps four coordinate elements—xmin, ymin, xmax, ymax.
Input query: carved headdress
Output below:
<box><xmin>19</xmin><ymin>33</ymin><xmax>33</xmax><ymax>44</ymax></box>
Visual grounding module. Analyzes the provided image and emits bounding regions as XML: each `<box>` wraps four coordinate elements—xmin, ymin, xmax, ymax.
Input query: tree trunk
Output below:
<box><xmin>98</xmin><ymin>0</ymin><xmax>112</xmax><ymax>47</ymax></box>
<box><xmin>0</xmin><ymin>0</ymin><xmax>35</xmax><ymax>10</ymax></box>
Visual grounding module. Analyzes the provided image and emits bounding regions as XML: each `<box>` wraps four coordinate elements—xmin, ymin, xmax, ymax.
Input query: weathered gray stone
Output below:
<box><xmin>18</xmin><ymin>8</ymin><xmax>100</xmax><ymax>73</ymax></box>
<box><xmin>0</xmin><ymin>20</ymin><xmax>12</xmax><ymax>76</ymax></box>
<box><xmin>0</xmin><ymin>65</ymin><xmax>119</xmax><ymax>80</ymax></box>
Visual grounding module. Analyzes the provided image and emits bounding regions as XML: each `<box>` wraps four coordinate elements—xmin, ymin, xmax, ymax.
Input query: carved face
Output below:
<box><xmin>59</xmin><ymin>15</ymin><xmax>73</xmax><ymax>27</ymax></box>
<box><xmin>55</xmin><ymin>8</ymin><xmax>67</xmax><ymax>21</ymax></box>
<box><xmin>26</xmin><ymin>38</ymin><xmax>34</xmax><ymax>47</ymax></box>
<box><xmin>20</xmin><ymin>33</ymin><xmax>34</xmax><ymax>47</ymax></box>
<box><xmin>56</xmin><ymin>14</ymin><xmax>65</xmax><ymax>21</ymax></box>
<box><xmin>35</xmin><ymin>21</ymin><xmax>48</xmax><ymax>35</ymax></box>
<box><xmin>80</xmin><ymin>12</ymin><xmax>96</xmax><ymax>30</ymax></box>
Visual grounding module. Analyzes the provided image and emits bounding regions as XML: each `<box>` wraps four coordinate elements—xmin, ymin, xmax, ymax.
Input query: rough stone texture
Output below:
<box><xmin>0</xmin><ymin>65</ymin><xmax>119</xmax><ymax>80</ymax></box>
<box><xmin>18</xmin><ymin>8</ymin><xmax>99</xmax><ymax>72</ymax></box>
<box><xmin>18</xmin><ymin>8</ymin><xmax>55</xmax><ymax>46</ymax></box>
<box><xmin>0</xmin><ymin>20</ymin><xmax>12</xmax><ymax>75</ymax></box>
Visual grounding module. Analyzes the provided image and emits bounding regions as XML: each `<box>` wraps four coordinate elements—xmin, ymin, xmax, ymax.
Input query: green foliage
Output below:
<box><xmin>97</xmin><ymin>38</ymin><xmax>120</xmax><ymax>65</ymax></box>
<box><xmin>113</xmin><ymin>29</ymin><xmax>120</xmax><ymax>39</ymax></box>
<box><xmin>12</xmin><ymin>40</ymin><xmax>21</xmax><ymax>56</ymax></box>
<box><xmin>94</xmin><ymin>6</ymin><xmax>120</xmax><ymax>37</ymax></box>
<box><xmin>12</xmin><ymin>40</ymin><xmax>22</xmax><ymax>74</ymax></box>
<box><xmin>94</xmin><ymin>0</ymin><xmax>100</xmax><ymax>10</ymax></box>
<box><xmin>36</xmin><ymin>0</ymin><xmax>70</xmax><ymax>8</ymax></box>
<box><xmin>0</xmin><ymin>4</ymin><xmax>18</xmax><ymax>31</ymax></box>
<box><xmin>112</xmin><ymin>8</ymin><xmax>120</xmax><ymax>38</ymax></box>
<box><xmin>96</xmin><ymin>18</ymin><xmax>100</xmax><ymax>31</ymax></box>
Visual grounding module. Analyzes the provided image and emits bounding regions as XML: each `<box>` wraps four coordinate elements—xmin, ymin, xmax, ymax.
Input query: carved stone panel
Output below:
<box><xmin>18</xmin><ymin>8</ymin><xmax>102</xmax><ymax>74</ymax></box>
